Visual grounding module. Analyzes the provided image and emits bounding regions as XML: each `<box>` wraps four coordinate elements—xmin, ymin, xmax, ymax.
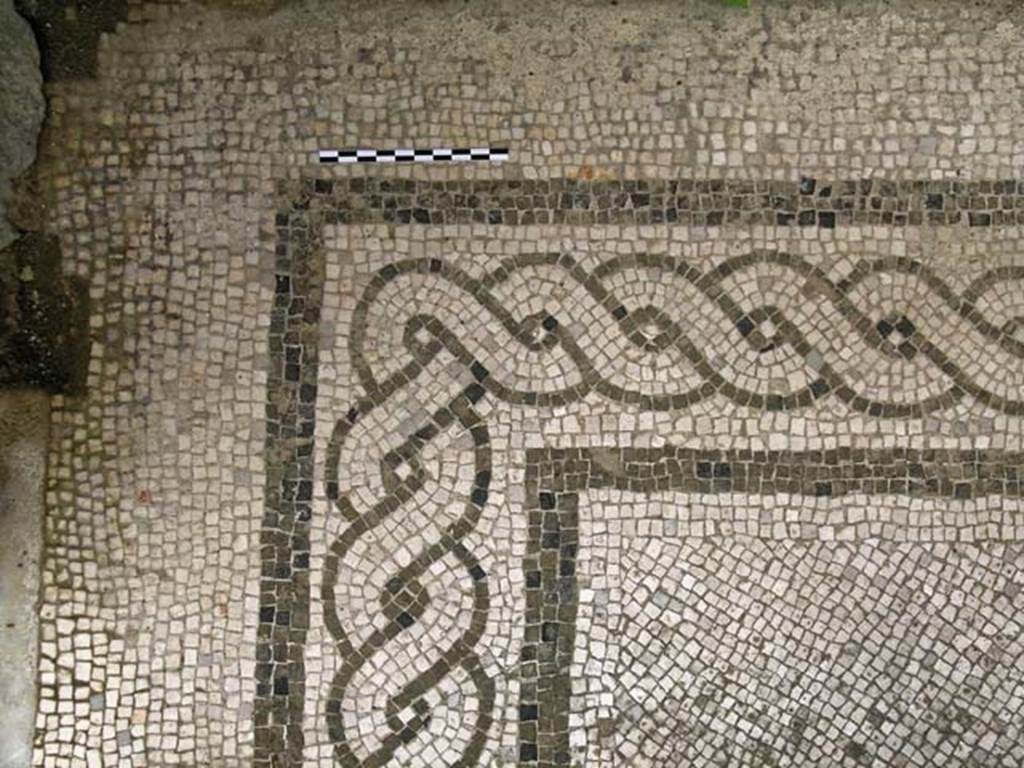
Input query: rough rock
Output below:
<box><xmin>0</xmin><ymin>0</ymin><xmax>44</xmax><ymax>250</ymax></box>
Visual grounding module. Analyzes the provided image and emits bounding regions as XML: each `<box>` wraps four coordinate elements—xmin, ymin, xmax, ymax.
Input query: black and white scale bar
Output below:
<box><xmin>317</xmin><ymin>147</ymin><xmax>509</xmax><ymax>164</ymax></box>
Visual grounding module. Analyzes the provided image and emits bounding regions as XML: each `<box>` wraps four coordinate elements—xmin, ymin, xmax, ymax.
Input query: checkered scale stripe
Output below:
<box><xmin>317</xmin><ymin>147</ymin><xmax>510</xmax><ymax>164</ymax></box>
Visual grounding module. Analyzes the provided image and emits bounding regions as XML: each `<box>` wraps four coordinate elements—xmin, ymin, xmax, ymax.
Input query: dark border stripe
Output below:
<box><xmin>302</xmin><ymin>176</ymin><xmax>1024</xmax><ymax>227</ymax></box>
<box><xmin>519</xmin><ymin>475</ymin><xmax>579</xmax><ymax>767</ymax></box>
<box><xmin>254</xmin><ymin>208</ymin><xmax>323</xmax><ymax>768</ymax></box>
<box><xmin>535</xmin><ymin>447</ymin><xmax>1024</xmax><ymax>500</ymax></box>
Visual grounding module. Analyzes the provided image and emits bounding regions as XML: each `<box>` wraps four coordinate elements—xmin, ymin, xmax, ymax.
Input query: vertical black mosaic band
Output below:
<box><xmin>255</xmin><ymin>203</ymin><xmax>324</xmax><ymax>767</ymax></box>
<box><xmin>520</xmin><ymin>467</ymin><xmax>580</xmax><ymax>768</ymax></box>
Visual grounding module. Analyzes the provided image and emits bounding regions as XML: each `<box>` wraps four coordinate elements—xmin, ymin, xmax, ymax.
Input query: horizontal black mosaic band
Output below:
<box><xmin>295</xmin><ymin>177</ymin><xmax>1024</xmax><ymax>226</ymax></box>
<box><xmin>531</xmin><ymin>447</ymin><xmax>1024</xmax><ymax>500</ymax></box>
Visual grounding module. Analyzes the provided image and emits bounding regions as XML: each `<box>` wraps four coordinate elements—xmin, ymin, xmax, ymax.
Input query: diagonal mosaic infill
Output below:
<box><xmin>257</xmin><ymin>177</ymin><xmax>1024</xmax><ymax>768</ymax></box>
<box><xmin>521</xmin><ymin>448</ymin><xmax>1024</xmax><ymax>767</ymax></box>
<box><xmin>580</xmin><ymin>537</ymin><xmax>1024</xmax><ymax>766</ymax></box>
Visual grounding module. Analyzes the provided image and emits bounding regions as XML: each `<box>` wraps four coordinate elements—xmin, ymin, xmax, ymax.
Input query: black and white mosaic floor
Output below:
<box><xmin>29</xmin><ymin>2</ymin><xmax>1024</xmax><ymax>767</ymax></box>
<box><xmin>279</xmin><ymin>218</ymin><xmax>1024</xmax><ymax>768</ymax></box>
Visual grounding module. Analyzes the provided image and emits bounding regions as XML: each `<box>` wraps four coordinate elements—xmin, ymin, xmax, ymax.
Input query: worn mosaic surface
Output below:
<box><xmin>30</xmin><ymin>1</ymin><xmax>1024</xmax><ymax>766</ymax></box>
